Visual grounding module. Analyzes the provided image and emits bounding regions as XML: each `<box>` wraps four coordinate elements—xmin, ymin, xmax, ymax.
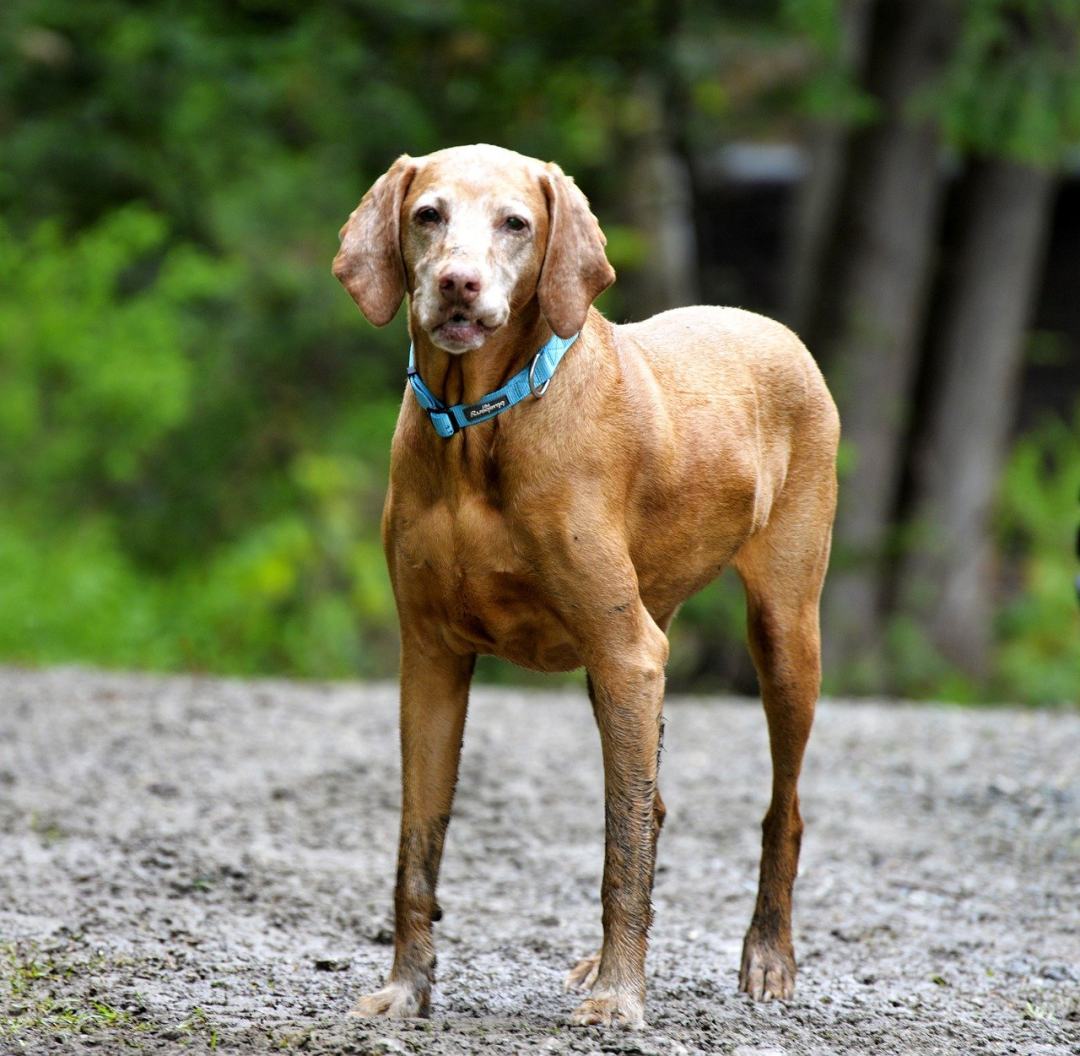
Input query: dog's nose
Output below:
<box><xmin>438</xmin><ymin>266</ymin><xmax>482</xmax><ymax>304</ymax></box>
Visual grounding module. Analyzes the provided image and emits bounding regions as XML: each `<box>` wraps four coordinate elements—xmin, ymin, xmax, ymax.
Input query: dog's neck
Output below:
<box><xmin>408</xmin><ymin>300</ymin><xmax>551</xmax><ymax>410</ymax></box>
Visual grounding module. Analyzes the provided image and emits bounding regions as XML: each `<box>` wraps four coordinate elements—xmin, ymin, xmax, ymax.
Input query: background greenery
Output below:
<box><xmin>0</xmin><ymin>0</ymin><xmax>1076</xmax><ymax>703</ymax></box>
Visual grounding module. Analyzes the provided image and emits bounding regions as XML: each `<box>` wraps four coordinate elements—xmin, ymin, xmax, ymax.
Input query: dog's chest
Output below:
<box><xmin>392</xmin><ymin>497</ymin><xmax>580</xmax><ymax>671</ymax></box>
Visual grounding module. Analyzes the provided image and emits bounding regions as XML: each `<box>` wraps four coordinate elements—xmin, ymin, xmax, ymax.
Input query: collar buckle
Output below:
<box><xmin>428</xmin><ymin>408</ymin><xmax>459</xmax><ymax>436</ymax></box>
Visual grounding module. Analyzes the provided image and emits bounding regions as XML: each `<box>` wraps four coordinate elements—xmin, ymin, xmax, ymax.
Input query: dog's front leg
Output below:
<box><xmin>569</xmin><ymin>613</ymin><xmax>668</xmax><ymax>1030</ymax></box>
<box><xmin>351</xmin><ymin>639</ymin><xmax>474</xmax><ymax>1019</ymax></box>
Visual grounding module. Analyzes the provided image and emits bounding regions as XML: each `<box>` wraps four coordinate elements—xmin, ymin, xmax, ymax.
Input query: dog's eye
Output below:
<box><xmin>504</xmin><ymin>216</ymin><xmax>528</xmax><ymax>232</ymax></box>
<box><xmin>415</xmin><ymin>207</ymin><xmax>441</xmax><ymax>224</ymax></box>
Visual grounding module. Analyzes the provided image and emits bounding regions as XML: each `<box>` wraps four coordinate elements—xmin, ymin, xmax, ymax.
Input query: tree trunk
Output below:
<box><xmin>811</xmin><ymin>0</ymin><xmax>957</xmax><ymax>685</ymax></box>
<box><xmin>785</xmin><ymin>0</ymin><xmax>875</xmax><ymax>332</ymax></box>
<box><xmin>618</xmin><ymin>76</ymin><xmax>700</xmax><ymax>320</ymax></box>
<box><xmin>898</xmin><ymin>159</ymin><xmax>1055</xmax><ymax>678</ymax></box>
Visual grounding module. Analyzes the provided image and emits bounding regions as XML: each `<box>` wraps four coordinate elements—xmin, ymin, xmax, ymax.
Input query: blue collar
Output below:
<box><xmin>407</xmin><ymin>331</ymin><xmax>579</xmax><ymax>438</ymax></box>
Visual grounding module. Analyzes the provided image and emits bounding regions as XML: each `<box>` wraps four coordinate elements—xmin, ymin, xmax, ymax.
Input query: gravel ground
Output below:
<box><xmin>0</xmin><ymin>666</ymin><xmax>1077</xmax><ymax>1056</ymax></box>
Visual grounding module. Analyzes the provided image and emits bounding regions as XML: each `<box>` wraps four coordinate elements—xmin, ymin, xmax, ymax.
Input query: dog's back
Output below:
<box><xmin>616</xmin><ymin>305</ymin><xmax>838</xmax><ymax>557</ymax></box>
<box><xmin>618</xmin><ymin>305</ymin><xmax>836</xmax><ymax>445</ymax></box>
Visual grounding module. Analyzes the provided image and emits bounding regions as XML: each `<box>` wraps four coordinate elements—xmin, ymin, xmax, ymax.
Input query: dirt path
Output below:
<box><xmin>1</xmin><ymin>667</ymin><xmax>1077</xmax><ymax>1054</ymax></box>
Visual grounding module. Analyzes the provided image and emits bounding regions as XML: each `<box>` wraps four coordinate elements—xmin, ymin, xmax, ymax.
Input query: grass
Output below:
<box><xmin>180</xmin><ymin>1006</ymin><xmax>220</xmax><ymax>1049</ymax></box>
<box><xmin>1</xmin><ymin>943</ymin><xmax>139</xmax><ymax>1037</ymax></box>
<box><xmin>0</xmin><ymin>937</ymin><xmax>225</xmax><ymax>1045</ymax></box>
<box><xmin>0</xmin><ymin>942</ymin><xmax>226</xmax><ymax>1046</ymax></box>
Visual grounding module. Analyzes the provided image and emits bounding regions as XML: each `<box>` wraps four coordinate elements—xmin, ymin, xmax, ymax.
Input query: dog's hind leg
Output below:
<box><xmin>351</xmin><ymin>641</ymin><xmax>474</xmax><ymax>1019</ymax></box>
<box><xmin>733</xmin><ymin>470</ymin><xmax>835</xmax><ymax>1002</ymax></box>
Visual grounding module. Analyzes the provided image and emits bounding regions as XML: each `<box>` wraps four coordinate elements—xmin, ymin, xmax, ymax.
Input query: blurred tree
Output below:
<box><xmin>900</xmin><ymin>161</ymin><xmax>1055</xmax><ymax>677</ymax></box>
<box><xmin>615</xmin><ymin>2</ymin><xmax>700</xmax><ymax>318</ymax></box>
<box><xmin>805</xmin><ymin>0</ymin><xmax>958</xmax><ymax>684</ymax></box>
<box><xmin>897</xmin><ymin>0</ymin><xmax>1079</xmax><ymax>680</ymax></box>
<box><xmin>795</xmin><ymin>0</ymin><xmax>1080</xmax><ymax>695</ymax></box>
<box><xmin>784</xmin><ymin>0</ymin><xmax>875</xmax><ymax>331</ymax></box>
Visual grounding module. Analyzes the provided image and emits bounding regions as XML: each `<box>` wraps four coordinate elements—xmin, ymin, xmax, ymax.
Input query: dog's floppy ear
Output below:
<box><xmin>537</xmin><ymin>164</ymin><xmax>615</xmax><ymax>338</ymax></box>
<box><xmin>332</xmin><ymin>155</ymin><xmax>417</xmax><ymax>325</ymax></box>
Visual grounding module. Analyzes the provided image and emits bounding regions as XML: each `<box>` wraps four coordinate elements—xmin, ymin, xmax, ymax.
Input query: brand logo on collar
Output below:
<box><xmin>464</xmin><ymin>396</ymin><xmax>510</xmax><ymax>420</ymax></box>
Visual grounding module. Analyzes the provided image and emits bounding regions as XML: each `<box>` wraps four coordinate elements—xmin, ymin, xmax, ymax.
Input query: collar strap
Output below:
<box><xmin>407</xmin><ymin>332</ymin><xmax>579</xmax><ymax>438</ymax></box>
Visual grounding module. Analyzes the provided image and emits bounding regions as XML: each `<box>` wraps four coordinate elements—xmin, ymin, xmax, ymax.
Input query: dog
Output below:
<box><xmin>332</xmin><ymin>144</ymin><xmax>839</xmax><ymax>1028</ymax></box>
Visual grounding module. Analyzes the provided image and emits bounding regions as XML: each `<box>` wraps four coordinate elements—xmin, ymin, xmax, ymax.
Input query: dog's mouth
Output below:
<box><xmin>432</xmin><ymin>312</ymin><xmax>497</xmax><ymax>350</ymax></box>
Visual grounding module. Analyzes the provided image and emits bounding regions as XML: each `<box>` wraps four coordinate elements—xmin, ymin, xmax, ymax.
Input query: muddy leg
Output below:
<box><xmin>567</xmin><ymin>676</ymin><xmax>666</xmax><ymax>996</ymax></box>
<box><xmin>351</xmin><ymin>642</ymin><xmax>474</xmax><ymax>1018</ymax></box>
<box><xmin>731</xmin><ymin>428</ymin><xmax>834</xmax><ymax>1003</ymax></box>
<box><xmin>736</xmin><ymin>583</ymin><xmax>822</xmax><ymax>1001</ymax></box>
<box><xmin>568</xmin><ymin>623</ymin><xmax>667</xmax><ymax>1029</ymax></box>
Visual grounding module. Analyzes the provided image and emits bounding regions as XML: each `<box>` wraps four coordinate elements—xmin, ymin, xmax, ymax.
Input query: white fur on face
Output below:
<box><xmin>404</xmin><ymin>185</ymin><xmax>539</xmax><ymax>354</ymax></box>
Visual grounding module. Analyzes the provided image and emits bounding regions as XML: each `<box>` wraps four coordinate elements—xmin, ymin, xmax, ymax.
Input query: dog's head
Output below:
<box><xmin>333</xmin><ymin>144</ymin><xmax>615</xmax><ymax>353</ymax></box>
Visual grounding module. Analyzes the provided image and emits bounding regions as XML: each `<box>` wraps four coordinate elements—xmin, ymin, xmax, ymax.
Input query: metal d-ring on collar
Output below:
<box><xmin>528</xmin><ymin>351</ymin><xmax>551</xmax><ymax>399</ymax></box>
<box><xmin>406</xmin><ymin>331</ymin><xmax>579</xmax><ymax>438</ymax></box>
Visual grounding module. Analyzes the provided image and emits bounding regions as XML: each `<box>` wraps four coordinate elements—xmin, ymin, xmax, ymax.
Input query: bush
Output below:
<box><xmin>0</xmin><ymin>205</ymin><xmax>401</xmax><ymax>678</ymax></box>
<box><xmin>994</xmin><ymin>404</ymin><xmax>1080</xmax><ymax>704</ymax></box>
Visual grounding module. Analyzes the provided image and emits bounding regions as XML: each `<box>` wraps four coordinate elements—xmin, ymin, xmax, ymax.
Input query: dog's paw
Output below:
<box><xmin>739</xmin><ymin>938</ymin><xmax>796</xmax><ymax>1002</ymax></box>
<box><xmin>564</xmin><ymin>950</ymin><xmax>601</xmax><ymax>992</ymax></box>
<box><xmin>348</xmin><ymin>981</ymin><xmax>429</xmax><ymax>1019</ymax></box>
<box><xmin>568</xmin><ymin>991</ymin><xmax>645</xmax><ymax>1029</ymax></box>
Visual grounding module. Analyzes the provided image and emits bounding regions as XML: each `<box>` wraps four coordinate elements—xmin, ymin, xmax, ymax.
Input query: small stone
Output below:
<box><xmin>368</xmin><ymin>1039</ymin><xmax>409</xmax><ymax>1055</ymax></box>
<box><xmin>1040</xmin><ymin>963</ymin><xmax>1072</xmax><ymax>981</ymax></box>
<box><xmin>147</xmin><ymin>782</ymin><xmax>180</xmax><ymax>798</ymax></box>
<box><xmin>314</xmin><ymin>956</ymin><xmax>351</xmax><ymax>972</ymax></box>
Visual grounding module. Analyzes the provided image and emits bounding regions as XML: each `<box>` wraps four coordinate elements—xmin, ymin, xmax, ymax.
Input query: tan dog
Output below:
<box><xmin>333</xmin><ymin>144</ymin><xmax>839</xmax><ymax>1028</ymax></box>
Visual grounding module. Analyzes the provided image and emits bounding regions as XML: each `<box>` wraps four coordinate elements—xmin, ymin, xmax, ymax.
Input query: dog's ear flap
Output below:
<box><xmin>537</xmin><ymin>164</ymin><xmax>615</xmax><ymax>338</ymax></box>
<box><xmin>332</xmin><ymin>155</ymin><xmax>417</xmax><ymax>326</ymax></box>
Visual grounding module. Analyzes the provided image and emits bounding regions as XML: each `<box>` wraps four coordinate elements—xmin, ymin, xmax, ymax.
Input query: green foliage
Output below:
<box><xmin>882</xmin><ymin>402</ymin><xmax>1080</xmax><ymax>706</ymax></box>
<box><xmin>930</xmin><ymin>0</ymin><xmax>1080</xmax><ymax>166</ymax></box>
<box><xmin>0</xmin><ymin>0</ymin><xmax>1074</xmax><ymax>703</ymax></box>
<box><xmin>780</xmin><ymin>0</ymin><xmax>878</xmax><ymax>125</ymax></box>
<box><xmin>0</xmin><ymin>0</ymin><xmax>668</xmax><ymax>681</ymax></box>
<box><xmin>784</xmin><ymin>0</ymin><xmax>1080</xmax><ymax>164</ymax></box>
<box><xmin>667</xmin><ymin>570</ymin><xmax>751</xmax><ymax>693</ymax></box>
<box><xmin>0</xmin><ymin>202</ymin><xmax>400</xmax><ymax>677</ymax></box>
<box><xmin>0</xmin><ymin>209</ymin><xmax>231</xmax><ymax>502</ymax></box>
<box><xmin>994</xmin><ymin>404</ymin><xmax>1080</xmax><ymax>703</ymax></box>
<box><xmin>0</xmin><ymin>455</ymin><xmax>397</xmax><ymax>677</ymax></box>
<box><xmin>882</xmin><ymin>615</ymin><xmax>980</xmax><ymax>704</ymax></box>
<box><xmin>871</xmin><ymin>401</ymin><xmax>1080</xmax><ymax>707</ymax></box>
